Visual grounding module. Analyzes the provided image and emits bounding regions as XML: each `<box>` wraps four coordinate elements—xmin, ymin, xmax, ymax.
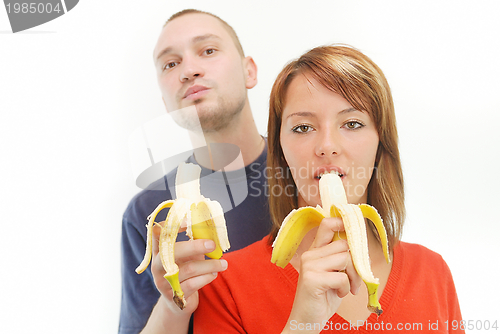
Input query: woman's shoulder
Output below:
<box><xmin>395</xmin><ymin>241</ymin><xmax>451</xmax><ymax>274</ymax></box>
<box><xmin>397</xmin><ymin>241</ymin><xmax>442</xmax><ymax>257</ymax></box>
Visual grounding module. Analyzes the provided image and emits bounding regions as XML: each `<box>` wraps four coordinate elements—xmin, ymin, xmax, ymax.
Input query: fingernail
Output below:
<box><xmin>212</xmin><ymin>272</ymin><xmax>218</xmax><ymax>277</ymax></box>
<box><xmin>355</xmin><ymin>286</ymin><xmax>360</xmax><ymax>295</ymax></box>
<box><xmin>204</xmin><ymin>240</ymin><xmax>215</xmax><ymax>250</ymax></box>
<box><xmin>220</xmin><ymin>259</ymin><xmax>228</xmax><ymax>270</ymax></box>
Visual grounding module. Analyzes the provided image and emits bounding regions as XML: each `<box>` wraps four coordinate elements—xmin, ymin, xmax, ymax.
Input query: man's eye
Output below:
<box><xmin>163</xmin><ymin>61</ymin><xmax>178</xmax><ymax>70</ymax></box>
<box><xmin>344</xmin><ymin>121</ymin><xmax>364</xmax><ymax>130</ymax></box>
<box><xmin>292</xmin><ymin>124</ymin><xmax>313</xmax><ymax>133</ymax></box>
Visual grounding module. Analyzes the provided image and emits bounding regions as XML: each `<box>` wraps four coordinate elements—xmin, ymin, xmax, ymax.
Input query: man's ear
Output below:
<box><xmin>243</xmin><ymin>56</ymin><xmax>258</xmax><ymax>89</ymax></box>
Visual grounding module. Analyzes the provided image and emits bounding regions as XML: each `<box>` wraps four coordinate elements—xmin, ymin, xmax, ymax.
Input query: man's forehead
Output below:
<box><xmin>154</xmin><ymin>13</ymin><xmax>229</xmax><ymax>56</ymax></box>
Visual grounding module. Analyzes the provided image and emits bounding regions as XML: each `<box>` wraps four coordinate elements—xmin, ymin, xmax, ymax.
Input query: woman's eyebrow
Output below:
<box><xmin>285</xmin><ymin>111</ymin><xmax>316</xmax><ymax>120</ymax></box>
<box><xmin>338</xmin><ymin>107</ymin><xmax>360</xmax><ymax>115</ymax></box>
<box><xmin>286</xmin><ymin>108</ymin><xmax>361</xmax><ymax>120</ymax></box>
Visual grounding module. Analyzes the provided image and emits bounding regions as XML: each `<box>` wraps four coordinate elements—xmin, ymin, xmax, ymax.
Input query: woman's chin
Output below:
<box><xmin>297</xmin><ymin>193</ymin><xmax>321</xmax><ymax>208</ymax></box>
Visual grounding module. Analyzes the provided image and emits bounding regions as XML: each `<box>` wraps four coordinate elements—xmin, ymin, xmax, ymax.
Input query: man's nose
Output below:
<box><xmin>180</xmin><ymin>55</ymin><xmax>205</xmax><ymax>82</ymax></box>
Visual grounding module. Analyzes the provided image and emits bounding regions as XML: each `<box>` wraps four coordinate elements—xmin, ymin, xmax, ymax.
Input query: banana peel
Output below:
<box><xmin>271</xmin><ymin>172</ymin><xmax>389</xmax><ymax>315</ymax></box>
<box><xmin>135</xmin><ymin>162</ymin><xmax>230</xmax><ymax>310</ymax></box>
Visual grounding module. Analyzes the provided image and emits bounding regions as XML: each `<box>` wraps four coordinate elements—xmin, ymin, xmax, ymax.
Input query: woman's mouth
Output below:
<box><xmin>314</xmin><ymin>167</ymin><xmax>345</xmax><ymax>180</ymax></box>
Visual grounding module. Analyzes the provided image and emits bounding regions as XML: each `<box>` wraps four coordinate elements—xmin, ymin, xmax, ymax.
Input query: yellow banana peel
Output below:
<box><xmin>135</xmin><ymin>162</ymin><xmax>230</xmax><ymax>310</ymax></box>
<box><xmin>271</xmin><ymin>172</ymin><xmax>390</xmax><ymax>315</ymax></box>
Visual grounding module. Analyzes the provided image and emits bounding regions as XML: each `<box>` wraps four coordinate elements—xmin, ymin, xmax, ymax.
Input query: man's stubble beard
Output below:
<box><xmin>172</xmin><ymin>93</ymin><xmax>246</xmax><ymax>133</ymax></box>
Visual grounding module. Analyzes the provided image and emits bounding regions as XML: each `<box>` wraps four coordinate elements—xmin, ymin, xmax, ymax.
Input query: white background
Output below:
<box><xmin>1</xmin><ymin>1</ymin><xmax>499</xmax><ymax>333</ymax></box>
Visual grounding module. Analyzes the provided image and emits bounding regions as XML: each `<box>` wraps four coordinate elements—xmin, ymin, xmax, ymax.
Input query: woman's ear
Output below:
<box><xmin>243</xmin><ymin>56</ymin><xmax>258</xmax><ymax>89</ymax></box>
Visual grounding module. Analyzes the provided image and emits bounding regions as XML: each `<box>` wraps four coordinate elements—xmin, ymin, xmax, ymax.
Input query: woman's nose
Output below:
<box><xmin>315</xmin><ymin>130</ymin><xmax>340</xmax><ymax>157</ymax></box>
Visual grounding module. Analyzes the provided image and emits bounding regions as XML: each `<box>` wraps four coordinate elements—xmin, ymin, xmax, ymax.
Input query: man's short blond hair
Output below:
<box><xmin>165</xmin><ymin>9</ymin><xmax>245</xmax><ymax>57</ymax></box>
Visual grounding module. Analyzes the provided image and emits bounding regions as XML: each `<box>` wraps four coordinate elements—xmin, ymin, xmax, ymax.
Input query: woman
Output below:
<box><xmin>193</xmin><ymin>45</ymin><xmax>463</xmax><ymax>333</ymax></box>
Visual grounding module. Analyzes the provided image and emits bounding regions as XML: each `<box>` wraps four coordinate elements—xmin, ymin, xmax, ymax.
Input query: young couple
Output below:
<box><xmin>120</xmin><ymin>9</ymin><xmax>463</xmax><ymax>334</ymax></box>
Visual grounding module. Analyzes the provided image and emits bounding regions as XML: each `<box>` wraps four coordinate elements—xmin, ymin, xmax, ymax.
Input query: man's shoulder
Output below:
<box><xmin>122</xmin><ymin>144</ymin><xmax>270</xmax><ymax>228</ymax></box>
<box><xmin>123</xmin><ymin>170</ymin><xmax>177</xmax><ymax>226</ymax></box>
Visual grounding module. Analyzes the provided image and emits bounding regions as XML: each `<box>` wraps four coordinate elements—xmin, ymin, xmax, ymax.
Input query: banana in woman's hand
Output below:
<box><xmin>135</xmin><ymin>162</ymin><xmax>230</xmax><ymax>310</ymax></box>
<box><xmin>271</xmin><ymin>172</ymin><xmax>389</xmax><ymax>315</ymax></box>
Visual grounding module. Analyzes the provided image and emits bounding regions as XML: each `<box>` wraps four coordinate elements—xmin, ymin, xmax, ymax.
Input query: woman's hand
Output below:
<box><xmin>284</xmin><ymin>217</ymin><xmax>362</xmax><ymax>334</ymax></box>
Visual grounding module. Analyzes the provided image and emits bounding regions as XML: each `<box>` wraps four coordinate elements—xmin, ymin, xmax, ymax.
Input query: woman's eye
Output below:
<box><xmin>204</xmin><ymin>49</ymin><xmax>215</xmax><ymax>55</ymax></box>
<box><xmin>344</xmin><ymin>121</ymin><xmax>364</xmax><ymax>130</ymax></box>
<box><xmin>292</xmin><ymin>124</ymin><xmax>313</xmax><ymax>133</ymax></box>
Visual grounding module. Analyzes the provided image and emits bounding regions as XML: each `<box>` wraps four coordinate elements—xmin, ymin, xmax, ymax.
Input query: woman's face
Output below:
<box><xmin>280</xmin><ymin>74</ymin><xmax>379</xmax><ymax>207</ymax></box>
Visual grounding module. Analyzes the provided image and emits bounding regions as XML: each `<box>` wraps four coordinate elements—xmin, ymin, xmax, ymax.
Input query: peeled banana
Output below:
<box><xmin>135</xmin><ymin>162</ymin><xmax>230</xmax><ymax>310</ymax></box>
<box><xmin>271</xmin><ymin>172</ymin><xmax>390</xmax><ymax>315</ymax></box>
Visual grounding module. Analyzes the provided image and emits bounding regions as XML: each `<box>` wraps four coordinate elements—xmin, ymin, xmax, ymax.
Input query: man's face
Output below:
<box><xmin>153</xmin><ymin>13</ymin><xmax>251</xmax><ymax>132</ymax></box>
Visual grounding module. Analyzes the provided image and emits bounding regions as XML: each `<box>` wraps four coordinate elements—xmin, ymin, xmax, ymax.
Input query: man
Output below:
<box><xmin>119</xmin><ymin>9</ymin><xmax>271</xmax><ymax>334</ymax></box>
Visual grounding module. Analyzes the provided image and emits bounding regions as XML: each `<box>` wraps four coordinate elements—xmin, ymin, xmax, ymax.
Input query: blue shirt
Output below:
<box><xmin>119</xmin><ymin>143</ymin><xmax>271</xmax><ymax>334</ymax></box>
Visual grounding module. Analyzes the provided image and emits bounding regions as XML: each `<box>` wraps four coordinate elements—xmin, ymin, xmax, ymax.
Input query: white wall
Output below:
<box><xmin>1</xmin><ymin>1</ymin><xmax>498</xmax><ymax>332</ymax></box>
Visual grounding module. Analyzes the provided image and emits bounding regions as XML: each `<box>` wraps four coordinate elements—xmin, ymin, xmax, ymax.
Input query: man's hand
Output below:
<box><xmin>151</xmin><ymin>223</ymin><xmax>228</xmax><ymax>314</ymax></box>
<box><xmin>140</xmin><ymin>224</ymin><xmax>228</xmax><ymax>334</ymax></box>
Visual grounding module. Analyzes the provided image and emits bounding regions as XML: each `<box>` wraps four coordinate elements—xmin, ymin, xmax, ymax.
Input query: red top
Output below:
<box><xmin>194</xmin><ymin>238</ymin><xmax>464</xmax><ymax>333</ymax></box>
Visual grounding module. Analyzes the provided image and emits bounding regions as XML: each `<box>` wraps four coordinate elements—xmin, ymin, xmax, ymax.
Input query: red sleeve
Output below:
<box><xmin>395</xmin><ymin>242</ymin><xmax>465</xmax><ymax>333</ymax></box>
<box><xmin>193</xmin><ymin>272</ymin><xmax>246</xmax><ymax>334</ymax></box>
<box><xmin>442</xmin><ymin>259</ymin><xmax>464</xmax><ymax>333</ymax></box>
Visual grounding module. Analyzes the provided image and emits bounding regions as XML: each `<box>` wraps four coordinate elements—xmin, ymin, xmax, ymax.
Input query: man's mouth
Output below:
<box><xmin>183</xmin><ymin>85</ymin><xmax>209</xmax><ymax>100</ymax></box>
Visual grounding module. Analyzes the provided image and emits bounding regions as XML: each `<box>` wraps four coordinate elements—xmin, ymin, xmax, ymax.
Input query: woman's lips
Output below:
<box><xmin>313</xmin><ymin>166</ymin><xmax>346</xmax><ymax>180</ymax></box>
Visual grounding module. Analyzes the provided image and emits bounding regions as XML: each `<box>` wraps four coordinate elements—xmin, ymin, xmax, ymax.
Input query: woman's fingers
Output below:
<box><xmin>345</xmin><ymin>258</ymin><xmax>362</xmax><ymax>296</ymax></box>
<box><xmin>315</xmin><ymin>272</ymin><xmax>351</xmax><ymax>299</ymax></box>
<box><xmin>301</xmin><ymin>237</ymin><xmax>362</xmax><ymax>298</ymax></box>
<box><xmin>305</xmin><ymin>237</ymin><xmax>349</xmax><ymax>261</ymax></box>
<box><xmin>301</xmin><ymin>241</ymin><xmax>349</xmax><ymax>272</ymax></box>
<box><xmin>310</xmin><ymin>217</ymin><xmax>345</xmax><ymax>249</ymax></box>
<box><xmin>307</xmin><ymin>216</ymin><xmax>363</xmax><ymax>296</ymax></box>
<box><xmin>288</xmin><ymin>216</ymin><xmax>366</xmax><ymax>326</ymax></box>
<box><xmin>311</xmin><ymin>251</ymin><xmax>360</xmax><ymax>298</ymax></box>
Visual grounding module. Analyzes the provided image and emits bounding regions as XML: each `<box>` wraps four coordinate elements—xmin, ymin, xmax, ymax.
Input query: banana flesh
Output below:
<box><xmin>271</xmin><ymin>172</ymin><xmax>390</xmax><ymax>315</ymax></box>
<box><xmin>135</xmin><ymin>162</ymin><xmax>230</xmax><ymax>310</ymax></box>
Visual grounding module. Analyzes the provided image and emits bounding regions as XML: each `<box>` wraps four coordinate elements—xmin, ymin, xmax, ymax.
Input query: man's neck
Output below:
<box><xmin>189</xmin><ymin>101</ymin><xmax>264</xmax><ymax>171</ymax></box>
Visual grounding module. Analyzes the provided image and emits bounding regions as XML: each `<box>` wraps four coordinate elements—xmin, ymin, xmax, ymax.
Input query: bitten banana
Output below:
<box><xmin>135</xmin><ymin>162</ymin><xmax>230</xmax><ymax>310</ymax></box>
<box><xmin>271</xmin><ymin>172</ymin><xmax>389</xmax><ymax>315</ymax></box>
